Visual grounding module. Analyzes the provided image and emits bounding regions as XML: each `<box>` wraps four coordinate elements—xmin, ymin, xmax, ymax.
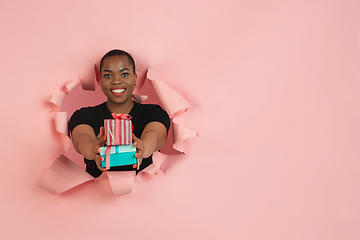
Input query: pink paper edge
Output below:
<box><xmin>106</xmin><ymin>171</ymin><xmax>135</xmax><ymax>196</ymax></box>
<box><xmin>40</xmin><ymin>76</ymin><xmax>97</xmax><ymax>194</ymax></box>
<box><xmin>145</xmin><ymin>68</ymin><xmax>198</xmax><ymax>154</ymax></box>
<box><xmin>62</xmin><ymin>79</ymin><xmax>80</xmax><ymax>94</ymax></box>
<box><xmin>38</xmin><ymin>155</ymin><xmax>94</xmax><ymax>194</ymax></box>
<box><xmin>49</xmin><ymin>92</ymin><xmax>66</xmax><ymax>110</ymax></box>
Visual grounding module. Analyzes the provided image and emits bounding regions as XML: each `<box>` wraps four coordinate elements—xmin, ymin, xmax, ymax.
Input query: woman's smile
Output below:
<box><xmin>111</xmin><ymin>88</ymin><xmax>126</xmax><ymax>96</ymax></box>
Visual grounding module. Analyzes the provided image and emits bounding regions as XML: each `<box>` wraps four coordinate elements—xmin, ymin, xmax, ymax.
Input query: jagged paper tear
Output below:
<box><xmin>62</xmin><ymin>78</ymin><xmax>80</xmax><ymax>94</ymax></box>
<box><xmin>147</xmin><ymin>68</ymin><xmax>191</xmax><ymax>118</ymax></box>
<box><xmin>49</xmin><ymin>92</ymin><xmax>66</xmax><ymax>110</ymax></box>
<box><xmin>107</xmin><ymin>171</ymin><xmax>135</xmax><ymax>196</ymax></box>
<box><xmin>39</xmin><ymin>66</ymin><xmax>198</xmax><ymax>195</ymax></box>
<box><xmin>146</xmin><ymin>68</ymin><xmax>199</xmax><ymax>154</ymax></box>
<box><xmin>38</xmin><ymin>155</ymin><xmax>94</xmax><ymax>194</ymax></box>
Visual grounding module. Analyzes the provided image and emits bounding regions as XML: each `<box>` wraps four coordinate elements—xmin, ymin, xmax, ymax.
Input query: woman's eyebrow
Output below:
<box><xmin>103</xmin><ymin>68</ymin><xmax>130</xmax><ymax>73</ymax></box>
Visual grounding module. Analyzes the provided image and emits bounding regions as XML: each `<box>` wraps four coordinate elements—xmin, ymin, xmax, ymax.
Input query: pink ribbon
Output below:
<box><xmin>111</xmin><ymin>113</ymin><xmax>132</xmax><ymax>120</ymax></box>
<box><xmin>106</xmin><ymin>145</ymin><xmax>111</xmax><ymax>170</ymax></box>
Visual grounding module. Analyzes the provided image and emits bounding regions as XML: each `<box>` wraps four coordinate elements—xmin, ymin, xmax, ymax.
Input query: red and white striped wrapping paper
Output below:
<box><xmin>104</xmin><ymin>113</ymin><xmax>133</xmax><ymax>145</ymax></box>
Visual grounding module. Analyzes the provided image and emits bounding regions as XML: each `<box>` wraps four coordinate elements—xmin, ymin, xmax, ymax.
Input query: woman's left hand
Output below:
<box><xmin>132</xmin><ymin>134</ymin><xmax>144</xmax><ymax>168</ymax></box>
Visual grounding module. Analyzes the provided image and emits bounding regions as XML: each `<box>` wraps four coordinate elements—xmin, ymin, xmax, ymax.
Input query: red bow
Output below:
<box><xmin>111</xmin><ymin>113</ymin><xmax>132</xmax><ymax>120</ymax></box>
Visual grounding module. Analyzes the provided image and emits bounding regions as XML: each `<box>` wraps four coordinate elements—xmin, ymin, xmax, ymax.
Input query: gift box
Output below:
<box><xmin>100</xmin><ymin>144</ymin><xmax>137</xmax><ymax>169</ymax></box>
<box><xmin>104</xmin><ymin>113</ymin><xmax>133</xmax><ymax>145</ymax></box>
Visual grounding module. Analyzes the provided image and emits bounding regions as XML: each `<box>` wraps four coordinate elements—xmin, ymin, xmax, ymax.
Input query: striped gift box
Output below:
<box><xmin>104</xmin><ymin>113</ymin><xmax>133</xmax><ymax>145</ymax></box>
<box><xmin>100</xmin><ymin>144</ymin><xmax>137</xmax><ymax>169</ymax></box>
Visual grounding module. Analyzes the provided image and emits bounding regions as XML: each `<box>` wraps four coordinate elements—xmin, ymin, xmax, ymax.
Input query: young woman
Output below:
<box><xmin>69</xmin><ymin>50</ymin><xmax>170</xmax><ymax>178</ymax></box>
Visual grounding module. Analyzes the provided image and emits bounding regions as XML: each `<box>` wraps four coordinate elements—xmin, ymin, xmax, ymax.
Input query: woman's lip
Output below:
<box><xmin>111</xmin><ymin>88</ymin><xmax>125</xmax><ymax>96</ymax></box>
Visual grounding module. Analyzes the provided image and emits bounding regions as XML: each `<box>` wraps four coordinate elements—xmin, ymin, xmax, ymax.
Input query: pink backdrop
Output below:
<box><xmin>1</xmin><ymin>0</ymin><xmax>360</xmax><ymax>239</ymax></box>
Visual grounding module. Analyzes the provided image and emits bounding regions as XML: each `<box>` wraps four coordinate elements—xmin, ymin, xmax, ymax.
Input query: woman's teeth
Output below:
<box><xmin>112</xmin><ymin>89</ymin><xmax>125</xmax><ymax>93</ymax></box>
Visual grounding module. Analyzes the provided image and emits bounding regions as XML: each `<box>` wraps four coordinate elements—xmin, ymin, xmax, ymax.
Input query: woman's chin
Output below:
<box><xmin>107</xmin><ymin>96</ymin><xmax>133</xmax><ymax>105</ymax></box>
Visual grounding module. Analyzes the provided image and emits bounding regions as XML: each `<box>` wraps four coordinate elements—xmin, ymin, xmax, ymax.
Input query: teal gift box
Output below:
<box><xmin>100</xmin><ymin>144</ymin><xmax>137</xmax><ymax>168</ymax></box>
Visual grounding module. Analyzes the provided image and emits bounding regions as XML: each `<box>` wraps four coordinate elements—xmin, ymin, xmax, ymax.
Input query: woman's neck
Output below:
<box><xmin>106</xmin><ymin>99</ymin><xmax>134</xmax><ymax>114</ymax></box>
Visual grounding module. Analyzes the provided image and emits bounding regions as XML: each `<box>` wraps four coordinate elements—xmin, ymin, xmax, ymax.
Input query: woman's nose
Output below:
<box><xmin>112</xmin><ymin>74</ymin><xmax>122</xmax><ymax>84</ymax></box>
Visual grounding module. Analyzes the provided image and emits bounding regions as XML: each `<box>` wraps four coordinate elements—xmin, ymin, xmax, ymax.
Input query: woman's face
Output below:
<box><xmin>100</xmin><ymin>55</ymin><xmax>137</xmax><ymax>106</ymax></box>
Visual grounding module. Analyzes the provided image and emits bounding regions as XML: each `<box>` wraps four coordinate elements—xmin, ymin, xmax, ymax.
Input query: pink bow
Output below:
<box><xmin>111</xmin><ymin>113</ymin><xmax>132</xmax><ymax>120</ymax></box>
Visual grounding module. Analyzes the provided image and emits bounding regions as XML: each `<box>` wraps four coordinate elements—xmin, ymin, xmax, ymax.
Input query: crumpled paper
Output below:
<box><xmin>39</xmin><ymin>65</ymin><xmax>198</xmax><ymax>196</ymax></box>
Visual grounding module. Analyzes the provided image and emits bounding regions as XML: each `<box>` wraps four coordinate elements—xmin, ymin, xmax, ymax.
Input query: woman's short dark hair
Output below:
<box><xmin>100</xmin><ymin>49</ymin><xmax>136</xmax><ymax>73</ymax></box>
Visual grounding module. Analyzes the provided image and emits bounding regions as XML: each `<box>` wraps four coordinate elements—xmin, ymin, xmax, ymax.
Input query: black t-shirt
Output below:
<box><xmin>68</xmin><ymin>101</ymin><xmax>170</xmax><ymax>178</ymax></box>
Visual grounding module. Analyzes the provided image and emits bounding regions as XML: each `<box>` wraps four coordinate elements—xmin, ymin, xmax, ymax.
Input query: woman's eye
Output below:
<box><xmin>104</xmin><ymin>74</ymin><xmax>112</xmax><ymax>78</ymax></box>
<box><xmin>121</xmin><ymin>73</ymin><xmax>129</xmax><ymax>77</ymax></box>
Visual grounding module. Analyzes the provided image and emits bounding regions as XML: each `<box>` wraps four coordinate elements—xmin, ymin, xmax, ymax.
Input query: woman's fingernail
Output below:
<box><xmin>132</xmin><ymin>134</ymin><xmax>135</xmax><ymax>137</ymax></box>
<box><xmin>132</xmin><ymin>164</ymin><xmax>137</xmax><ymax>169</ymax></box>
<box><xmin>104</xmin><ymin>169</ymin><xmax>107</xmax><ymax>172</ymax></box>
<box><xmin>97</xmin><ymin>148</ymin><xmax>101</xmax><ymax>153</ymax></box>
<box><xmin>134</xmin><ymin>142</ymin><xmax>138</xmax><ymax>146</ymax></box>
<box><xmin>100</xmin><ymin>157</ymin><xmax>104</xmax><ymax>161</ymax></box>
<box><xmin>103</xmin><ymin>136</ymin><xmax>106</xmax><ymax>140</ymax></box>
<box><xmin>135</xmin><ymin>153</ymin><xmax>139</xmax><ymax>157</ymax></box>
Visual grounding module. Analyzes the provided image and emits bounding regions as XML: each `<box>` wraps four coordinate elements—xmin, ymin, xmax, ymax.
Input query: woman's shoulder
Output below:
<box><xmin>75</xmin><ymin>102</ymin><xmax>107</xmax><ymax>114</ymax></box>
<box><xmin>133</xmin><ymin>101</ymin><xmax>167</xmax><ymax>113</ymax></box>
<box><xmin>70</xmin><ymin>102</ymin><xmax>108</xmax><ymax>121</ymax></box>
<box><xmin>69</xmin><ymin>102</ymin><xmax>109</xmax><ymax>133</ymax></box>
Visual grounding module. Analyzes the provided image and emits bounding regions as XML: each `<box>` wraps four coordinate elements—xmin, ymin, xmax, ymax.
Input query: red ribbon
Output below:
<box><xmin>111</xmin><ymin>113</ymin><xmax>132</xmax><ymax>120</ymax></box>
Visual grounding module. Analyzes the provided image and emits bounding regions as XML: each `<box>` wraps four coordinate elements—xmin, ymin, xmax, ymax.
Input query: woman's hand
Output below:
<box><xmin>132</xmin><ymin>134</ymin><xmax>144</xmax><ymax>168</ymax></box>
<box><xmin>93</xmin><ymin>127</ymin><xmax>106</xmax><ymax>171</ymax></box>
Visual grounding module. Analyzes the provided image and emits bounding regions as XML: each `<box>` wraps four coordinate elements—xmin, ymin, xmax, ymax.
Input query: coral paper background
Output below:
<box><xmin>1</xmin><ymin>0</ymin><xmax>360</xmax><ymax>239</ymax></box>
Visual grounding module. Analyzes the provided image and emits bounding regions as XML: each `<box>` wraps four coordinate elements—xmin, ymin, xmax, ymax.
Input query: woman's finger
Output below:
<box><xmin>96</xmin><ymin>127</ymin><xmax>106</xmax><ymax>145</ymax></box>
<box><xmin>132</xmin><ymin>134</ymin><xmax>144</xmax><ymax>169</ymax></box>
<box><xmin>135</xmin><ymin>152</ymin><xmax>143</xmax><ymax>169</ymax></box>
<box><xmin>97</xmin><ymin>126</ymin><xmax>105</xmax><ymax>138</ymax></box>
<box><xmin>132</xmin><ymin>135</ymin><xmax>143</xmax><ymax>151</ymax></box>
<box><xmin>132</xmin><ymin>134</ymin><xmax>138</xmax><ymax>143</ymax></box>
<box><xmin>134</xmin><ymin>141</ymin><xmax>141</xmax><ymax>151</ymax></box>
<box><xmin>95</xmin><ymin>155</ymin><xmax>106</xmax><ymax>172</ymax></box>
<box><xmin>92</xmin><ymin>127</ymin><xmax>106</xmax><ymax>157</ymax></box>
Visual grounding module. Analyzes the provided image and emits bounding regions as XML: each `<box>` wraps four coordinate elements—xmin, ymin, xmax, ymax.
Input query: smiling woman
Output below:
<box><xmin>68</xmin><ymin>49</ymin><xmax>170</xmax><ymax>178</ymax></box>
<box><xmin>100</xmin><ymin>50</ymin><xmax>137</xmax><ymax>111</ymax></box>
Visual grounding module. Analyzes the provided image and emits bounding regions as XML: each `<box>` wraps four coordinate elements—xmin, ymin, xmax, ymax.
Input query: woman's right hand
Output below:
<box><xmin>92</xmin><ymin>126</ymin><xmax>107</xmax><ymax>171</ymax></box>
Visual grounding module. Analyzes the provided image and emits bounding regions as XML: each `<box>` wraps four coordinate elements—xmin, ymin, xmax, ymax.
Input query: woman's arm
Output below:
<box><xmin>71</xmin><ymin>124</ymin><xmax>106</xmax><ymax>171</ymax></box>
<box><xmin>132</xmin><ymin>122</ymin><xmax>168</xmax><ymax>165</ymax></box>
